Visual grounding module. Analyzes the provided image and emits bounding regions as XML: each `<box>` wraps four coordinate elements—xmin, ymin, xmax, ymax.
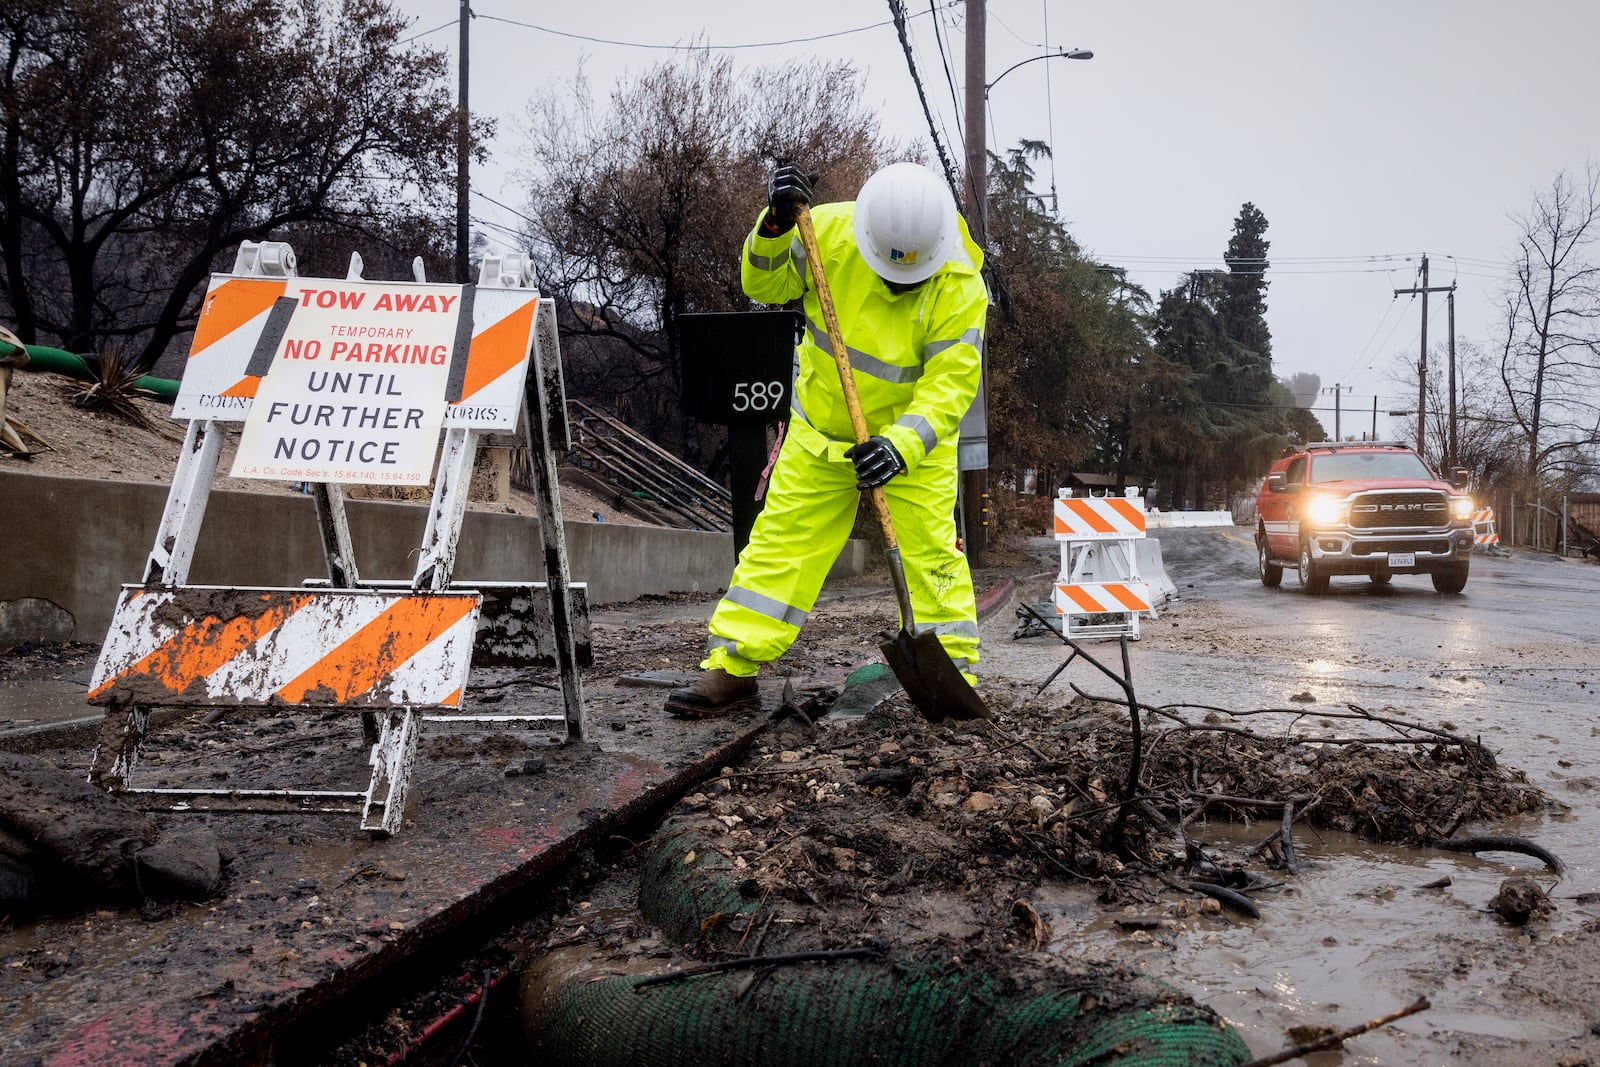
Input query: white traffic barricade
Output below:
<box><xmin>87</xmin><ymin>243</ymin><xmax>587</xmax><ymax>835</ymax></box>
<box><xmin>1052</xmin><ymin>488</ymin><xmax>1154</xmax><ymax>640</ymax></box>
<box><xmin>1472</xmin><ymin>507</ymin><xmax>1500</xmax><ymax>550</ymax></box>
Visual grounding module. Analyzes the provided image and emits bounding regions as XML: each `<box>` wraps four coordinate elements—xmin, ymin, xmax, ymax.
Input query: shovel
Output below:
<box><xmin>793</xmin><ymin>205</ymin><xmax>988</xmax><ymax>723</ymax></box>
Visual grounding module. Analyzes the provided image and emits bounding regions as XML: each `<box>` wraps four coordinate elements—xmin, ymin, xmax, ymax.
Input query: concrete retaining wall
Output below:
<box><xmin>1</xmin><ymin>470</ymin><xmax>855</xmax><ymax>647</ymax></box>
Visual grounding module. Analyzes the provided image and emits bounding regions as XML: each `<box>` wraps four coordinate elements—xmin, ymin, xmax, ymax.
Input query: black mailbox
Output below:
<box><xmin>679</xmin><ymin>311</ymin><xmax>799</xmax><ymax>426</ymax></box>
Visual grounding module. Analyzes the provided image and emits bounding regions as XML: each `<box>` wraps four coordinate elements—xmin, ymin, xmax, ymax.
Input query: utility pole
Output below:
<box><xmin>455</xmin><ymin>0</ymin><xmax>471</xmax><ymax>283</ymax></box>
<box><xmin>963</xmin><ymin>0</ymin><xmax>987</xmax><ymax>249</ymax></box>
<box><xmin>1322</xmin><ymin>383</ymin><xmax>1345</xmax><ymax>440</ymax></box>
<box><xmin>1393</xmin><ymin>255</ymin><xmax>1454</xmax><ymax>459</ymax></box>
<box><xmin>960</xmin><ymin>0</ymin><xmax>989</xmax><ymax>565</ymax></box>
<box><xmin>1447</xmin><ymin>289</ymin><xmax>1457</xmax><ymax>468</ymax></box>
<box><xmin>954</xmin><ymin>4</ymin><xmax>1089</xmax><ymax>564</ymax></box>
<box><xmin>1370</xmin><ymin>396</ymin><xmax>1378</xmax><ymax>441</ymax></box>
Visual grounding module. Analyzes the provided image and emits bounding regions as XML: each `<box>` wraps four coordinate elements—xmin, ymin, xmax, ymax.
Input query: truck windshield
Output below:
<box><xmin>1309</xmin><ymin>452</ymin><xmax>1433</xmax><ymax>482</ymax></box>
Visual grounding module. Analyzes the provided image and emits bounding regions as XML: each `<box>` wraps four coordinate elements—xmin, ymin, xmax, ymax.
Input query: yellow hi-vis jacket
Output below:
<box><xmin>703</xmin><ymin>201</ymin><xmax>988</xmax><ymax>681</ymax></box>
<box><xmin>740</xmin><ymin>202</ymin><xmax>987</xmax><ymax>463</ymax></box>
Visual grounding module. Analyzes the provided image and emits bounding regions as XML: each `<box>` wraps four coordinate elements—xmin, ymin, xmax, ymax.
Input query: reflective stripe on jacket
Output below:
<box><xmin>740</xmin><ymin>202</ymin><xmax>987</xmax><ymax>472</ymax></box>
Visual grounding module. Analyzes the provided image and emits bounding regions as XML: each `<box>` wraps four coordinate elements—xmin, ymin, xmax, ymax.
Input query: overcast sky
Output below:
<box><xmin>395</xmin><ymin>0</ymin><xmax>1598</xmax><ymax>440</ymax></box>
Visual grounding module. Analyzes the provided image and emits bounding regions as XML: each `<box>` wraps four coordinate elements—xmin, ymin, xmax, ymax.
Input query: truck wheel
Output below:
<box><xmin>1370</xmin><ymin>572</ymin><xmax>1392</xmax><ymax>586</ymax></box>
<box><xmin>1258</xmin><ymin>530</ymin><xmax>1282</xmax><ymax>587</ymax></box>
<box><xmin>1299</xmin><ymin>540</ymin><xmax>1328</xmax><ymax>595</ymax></box>
<box><xmin>1432</xmin><ymin>564</ymin><xmax>1469</xmax><ymax>594</ymax></box>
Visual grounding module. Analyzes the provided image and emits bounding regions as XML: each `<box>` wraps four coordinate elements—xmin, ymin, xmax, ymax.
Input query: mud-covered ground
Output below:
<box><xmin>299</xmin><ymin>555</ymin><xmax>1594</xmax><ymax>1066</ymax></box>
<box><xmin>491</xmin><ymin>673</ymin><xmax>1566</xmax><ymax>1066</ymax></box>
<box><xmin>5</xmin><ymin>527</ymin><xmax>1599</xmax><ymax>1065</ymax></box>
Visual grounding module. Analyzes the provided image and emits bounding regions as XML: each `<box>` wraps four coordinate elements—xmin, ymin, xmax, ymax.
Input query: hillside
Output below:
<box><xmin>0</xmin><ymin>366</ymin><xmax>644</xmax><ymax>525</ymax></box>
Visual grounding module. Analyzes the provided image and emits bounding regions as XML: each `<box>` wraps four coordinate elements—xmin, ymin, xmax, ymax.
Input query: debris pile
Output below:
<box><xmin>629</xmin><ymin>681</ymin><xmax>1557</xmax><ymax>949</ymax></box>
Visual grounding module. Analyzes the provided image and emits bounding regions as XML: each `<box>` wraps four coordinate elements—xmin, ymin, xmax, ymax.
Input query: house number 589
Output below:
<box><xmin>731</xmin><ymin>381</ymin><xmax>784</xmax><ymax>412</ymax></box>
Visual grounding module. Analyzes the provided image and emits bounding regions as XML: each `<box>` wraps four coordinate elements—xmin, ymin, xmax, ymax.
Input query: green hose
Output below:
<box><xmin>638</xmin><ymin>816</ymin><xmax>809</xmax><ymax>953</ymax></box>
<box><xmin>527</xmin><ymin>815</ymin><xmax>1252</xmax><ymax>1066</ymax></box>
<box><xmin>1</xmin><ymin>342</ymin><xmax>179</xmax><ymax>402</ymax></box>
<box><xmin>530</xmin><ymin>957</ymin><xmax>1252</xmax><ymax>1067</ymax></box>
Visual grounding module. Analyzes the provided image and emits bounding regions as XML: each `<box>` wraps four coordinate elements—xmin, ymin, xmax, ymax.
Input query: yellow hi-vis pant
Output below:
<box><xmin>701</xmin><ymin>429</ymin><xmax>979</xmax><ymax>680</ymax></box>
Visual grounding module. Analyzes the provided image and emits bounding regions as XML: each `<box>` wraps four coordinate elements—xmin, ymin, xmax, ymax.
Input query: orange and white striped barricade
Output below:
<box><xmin>1472</xmin><ymin>507</ymin><xmax>1500</xmax><ymax>551</ymax></box>
<box><xmin>1053</xmin><ymin>489</ymin><xmax>1153</xmax><ymax>639</ymax></box>
<box><xmin>88</xmin><ymin>588</ymin><xmax>480</xmax><ymax>834</ymax></box>
<box><xmin>86</xmin><ymin>243</ymin><xmax>587</xmax><ymax>835</ymax></box>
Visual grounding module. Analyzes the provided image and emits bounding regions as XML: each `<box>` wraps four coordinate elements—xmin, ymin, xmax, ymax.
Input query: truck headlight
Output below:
<box><xmin>1451</xmin><ymin>496</ymin><xmax>1475</xmax><ymax>521</ymax></box>
<box><xmin>1304</xmin><ymin>494</ymin><xmax>1348</xmax><ymax>526</ymax></box>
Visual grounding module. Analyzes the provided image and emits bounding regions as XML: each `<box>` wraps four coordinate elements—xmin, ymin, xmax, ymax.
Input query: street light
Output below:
<box><xmin>985</xmin><ymin>48</ymin><xmax>1095</xmax><ymax>96</ymax></box>
<box><xmin>970</xmin><ymin>46</ymin><xmax>1094</xmax><ymax>245</ymax></box>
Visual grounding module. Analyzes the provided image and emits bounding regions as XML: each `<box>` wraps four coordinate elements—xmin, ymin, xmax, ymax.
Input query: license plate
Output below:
<box><xmin>1388</xmin><ymin>552</ymin><xmax>1415</xmax><ymax>568</ymax></box>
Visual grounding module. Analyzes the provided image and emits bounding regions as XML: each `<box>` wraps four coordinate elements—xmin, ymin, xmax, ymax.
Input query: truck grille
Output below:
<box><xmin>1348</xmin><ymin>490</ymin><xmax>1449</xmax><ymax>530</ymax></box>
<box><xmin>1351</xmin><ymin>538</ymin><xmax>1452</xmax><ymax>556</ymax></box>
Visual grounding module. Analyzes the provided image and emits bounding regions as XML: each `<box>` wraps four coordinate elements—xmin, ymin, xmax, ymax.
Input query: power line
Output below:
<box><xmin>471</xmin><ymin>186</ymin><xmax>536</xmax><ymax>226</ymax></box>
<box><xmin>906</xmin><ymin>2</ymin><xmax>963</xmax><ymax>171</ymax></box>
<box><xmin>1361</xmin><ymin>296</ymin><xmax>1419</xmax><ymax>373</ymax></box>
<box><xmin>984</xmin><ymin>6</ymin><xmax>1040</xmax><ymax>47</ymax></box>
<box><xmin>471</xmin><ymin>215</ymin><xmax>529</xmax><ymax>243</ymax></box>
<box><xmin>1442</xmin><ymin>253</ymin><xmax>1513</xmax><ymax>269</ymax></box>
<box><xmin>1096</xmin><ymin>251</ymin><xmax>1513</xmax><ymax>268</ymax></box>
<box><xmin>887</xmin><ymin>0</ymin><xmax>963</xmax><ymax>209</ymax></box>
<box><xmin>1040</xmin><ymin>0</ymin><xmax>1059</xmax><ymax>212</ymax></box>
<box><xmin>1106</xmin><ymin>265</ymin><xmax>1435</xmax><ymax>277</ymax></box>
<box><xmin>926</xmin><ymin>0</ymin><xmax>965</xmax><ymax>152</ymax></box>
<box><xmin>402</xmin><ymin>18</ymin><xmax>457</xmax><ymax>44</ymax></box>
<box><xmin>1204</xmin><ymin>398</ymin><xmax>1415</xmax><ymax>416</ymax></box>
<box><xmin>1100</xmin><ymin>252</ymin><xmax>1420</xmax><ymax>264</ymax></box>
<box><xmin>473</xmin><ymin>8</ymin><xmax>949</xmax><ymax>51</ymax></box>
<box><xmin>1330</xmin><ymin>293</ymin><xmax>1406</xmax><ymax>388</ymax></box>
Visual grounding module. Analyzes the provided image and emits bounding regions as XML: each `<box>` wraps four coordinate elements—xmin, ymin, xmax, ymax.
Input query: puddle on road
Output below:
<box><xmin>1040</xmin><ymin>821</ymin><xmax>1593</xmax><ymax>1063</ymax></box>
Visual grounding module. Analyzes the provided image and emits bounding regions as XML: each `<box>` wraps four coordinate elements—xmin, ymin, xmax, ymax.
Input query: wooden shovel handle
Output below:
<box><xmin>793</xmin><ymin>204</ymin><xmax>899</xmax><ymax>553</ymax></box>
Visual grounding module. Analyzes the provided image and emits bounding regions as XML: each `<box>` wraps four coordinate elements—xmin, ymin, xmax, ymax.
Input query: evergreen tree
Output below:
<box><xmin>1145</xmin><ymin>204</ymin><xmax>1299</xmax><ymax>507</ymax></box>
<box><xmin>1217</xmin><ymin>202</ymin><xmax>1273</xmax><ymax>382</ymax></box>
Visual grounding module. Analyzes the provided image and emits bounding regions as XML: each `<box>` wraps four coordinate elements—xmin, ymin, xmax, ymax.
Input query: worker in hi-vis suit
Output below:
<box><xmin>665</xmin><ymin>160</ymin><xmax>988</xmax><ymax>718</ymax></box>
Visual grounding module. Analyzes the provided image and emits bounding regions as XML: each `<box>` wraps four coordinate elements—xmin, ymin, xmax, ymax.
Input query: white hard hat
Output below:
<box><xmin>852</xmin><ymin>162</ymin><xmax>959</xmax><ymax>284</ymax></box>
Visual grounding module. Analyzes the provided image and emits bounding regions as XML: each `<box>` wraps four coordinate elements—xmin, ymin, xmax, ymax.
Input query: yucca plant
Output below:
<box><xmin>59</xmin><ymin>347</ymin><xmax>153</xmax><ymax>431</ymax></box>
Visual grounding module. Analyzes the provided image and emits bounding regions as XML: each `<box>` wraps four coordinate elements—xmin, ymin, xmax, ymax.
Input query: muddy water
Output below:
<box><xmin>1039</xmin><ymin>819</ymin><xmax>1594</xmax><ymax>1063</ymax></box>
<box><xmin>982</xmin><ymin>532</ymin><xmax>1600</xmax><ymax>1063</ymax></box>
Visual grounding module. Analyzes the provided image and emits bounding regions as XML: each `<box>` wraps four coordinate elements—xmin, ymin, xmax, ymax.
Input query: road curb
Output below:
<box><xmin>975</xmin><ymin>576</ymin><xmax>1016</xmax><ymax>622</ymax></box>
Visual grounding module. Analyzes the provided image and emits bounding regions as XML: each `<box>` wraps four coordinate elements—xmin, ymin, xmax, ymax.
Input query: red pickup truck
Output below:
<box><xmin>1255</xmin><ymin>442</ymin><xmax>1475</xmax><ymax>594</ymax></box>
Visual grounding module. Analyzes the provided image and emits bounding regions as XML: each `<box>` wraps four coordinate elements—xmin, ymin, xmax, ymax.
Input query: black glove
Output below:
<box><xmin>845</xmin><ymin>436</ymin><xmax>905</xmax><ymax>489</ymax></box>
<box><xmin>765</xmin><ymin>164</ymin><xmax>818</xmax><ymax>233</ymax></box>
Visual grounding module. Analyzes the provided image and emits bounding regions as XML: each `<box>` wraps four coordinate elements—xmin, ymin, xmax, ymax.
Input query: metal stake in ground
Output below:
<box><xmin>792</xmin><ymin>204</ymin><xmax>987</xmax><ymax>723</ymax></box>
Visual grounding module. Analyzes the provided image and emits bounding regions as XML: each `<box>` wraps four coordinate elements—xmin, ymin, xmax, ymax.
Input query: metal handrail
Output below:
<box><xmin>563</xmin><ymin>401</ymin><xmax>733</xmax><ymax>531</ymax></box>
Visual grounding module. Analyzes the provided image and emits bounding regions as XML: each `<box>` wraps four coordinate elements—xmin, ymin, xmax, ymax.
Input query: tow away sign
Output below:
<box><xmin>174</xmin><ymin>275</ymin><xmax>539</xmax><ymax>435</ymax></box>
<box><xmin>230</xmin><ymin>281</ymin><xmax>460</xmax><ymax>484</ymax></box>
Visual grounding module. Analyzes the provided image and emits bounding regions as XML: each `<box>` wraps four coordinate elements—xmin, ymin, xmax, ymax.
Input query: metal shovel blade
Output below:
<box><xmin>880</xmin><ymin>628</ymin><xmax>989</xmax><ymax>723</ymax></box>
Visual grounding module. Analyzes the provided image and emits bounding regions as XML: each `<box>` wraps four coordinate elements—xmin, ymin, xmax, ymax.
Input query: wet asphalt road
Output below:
<box><xmin>1000</xmin><ymin>527</ymin><xmax>1600</xmax><ymax>1062</ymax></box>
<box><xmin>1136</xmin><ymin>525</ymin><xmax>1600</xmax><ymax>763</ymax></box>
<box><xmin>1157</xmin><ymin>522</ymin><xmax>1600</xmax><ymax>653</ymax></box>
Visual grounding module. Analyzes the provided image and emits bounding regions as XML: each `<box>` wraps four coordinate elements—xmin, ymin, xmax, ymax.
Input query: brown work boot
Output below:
<box><xmin>664</xmin><ymin>669</ymin><xmax>760</xmax><ymax>719</ymax></box>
